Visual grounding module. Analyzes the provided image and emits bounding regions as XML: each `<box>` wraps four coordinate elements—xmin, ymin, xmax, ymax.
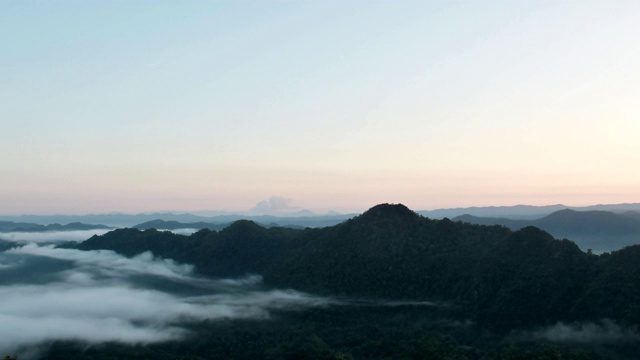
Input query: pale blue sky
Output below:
<box><xmin>2</xmin><ymin>1</ymin><xmax>640</xmax><ymax>215</ymax></box>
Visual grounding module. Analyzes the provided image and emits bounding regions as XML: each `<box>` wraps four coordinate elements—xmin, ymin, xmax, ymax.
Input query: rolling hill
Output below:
<box><xmin>454</xmin><ymin>209</ymin><xmax>640</xmax><ymax>252</ymax></box>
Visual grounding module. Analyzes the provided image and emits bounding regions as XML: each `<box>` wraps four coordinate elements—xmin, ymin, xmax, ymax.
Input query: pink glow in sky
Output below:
<box><xmin>2</xmin><ymin>1</ymin><xmax>639</xmax><ymax>215</ymax></box>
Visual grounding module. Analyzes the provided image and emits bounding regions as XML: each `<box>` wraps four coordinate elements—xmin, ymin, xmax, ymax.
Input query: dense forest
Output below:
<box><xmin>26</xmin><ymin>203</ymin><xmax>639</xmax><ymax>359</ymax></box>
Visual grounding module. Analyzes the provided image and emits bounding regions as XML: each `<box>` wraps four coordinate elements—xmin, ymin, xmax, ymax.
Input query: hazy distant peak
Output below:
<box><xmin>453</xmin><ymin>214</ymin><xmax>482</xmax><ymax>221</ymax></box>
<box><xmin>545</xmin><ymin>208</ymin><xmax>576</xmax><ymax>216</ymax></box>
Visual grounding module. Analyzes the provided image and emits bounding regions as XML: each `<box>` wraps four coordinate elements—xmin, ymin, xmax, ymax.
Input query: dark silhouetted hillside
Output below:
<box><xmin>77</xmin><ymin>222</ymin><xmax>301</xmax><ymax>278</ymax></box>
<box><xmin>471</xmin><ymin>226</ymin><xmax>596</xmax><ymax>331</ymax></box>
<box><xmin>70</xmin><ymin>203</ymin><xmax>640</xmax><ymax>334</ymax></box>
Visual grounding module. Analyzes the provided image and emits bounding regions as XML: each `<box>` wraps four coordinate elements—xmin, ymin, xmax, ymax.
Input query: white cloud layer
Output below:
<box><xmin>249</xmin><ymin>196</ymin><xmax>300</xmax><ymax>214</ymax></box>
<box><xmin>8</xmin><ymin>244</ymin><xmax>195</xmax><ymax>281</ymax></box>
<box><xmin>0</xmin><ymin>229</ymin><xmax>111</xmax><ymax>244</ymax></box>
<box><xmin>0</xmin><ymin>244</ymin><xmax>331</xmax><ymax>357</ymax></box>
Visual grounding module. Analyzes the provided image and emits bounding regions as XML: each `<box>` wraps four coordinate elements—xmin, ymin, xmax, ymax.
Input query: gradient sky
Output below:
<box><xmin>2</xmin><ymin>1</ymin><xmax>640</xmax><ymax>215</ymax></box>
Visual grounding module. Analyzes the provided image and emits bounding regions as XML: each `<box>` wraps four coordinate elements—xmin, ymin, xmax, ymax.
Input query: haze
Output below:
<box><xmin>2</xmin><ymin>1</ymin><xmax>639</xmax><ymax>215</ymax></box>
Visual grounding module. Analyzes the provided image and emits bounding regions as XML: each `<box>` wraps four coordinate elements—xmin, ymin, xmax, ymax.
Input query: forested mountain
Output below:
<box><xmin>53</xmin><ymin>204</ymin><xmax>640</xmax><ymax>359</ymax></box>
<box><xmin>454</xmin><ymin>209</ymin><xmax>640</xmax><ymax>252</ymax></box>
<box><xmin>75</xmin><ymin>204</ymin><xmax>640</xmax><ymax>330</ymax></box>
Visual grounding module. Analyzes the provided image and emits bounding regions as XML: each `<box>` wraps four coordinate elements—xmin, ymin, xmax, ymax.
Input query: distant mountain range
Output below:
<box><xmin>4</xmin><ymin>202</ymin><xmax>640</xmax><ymax>227</ymax></box>
<box><xmin>0</xmin><ymin>212</ymin><xmax>356</xmax><ymax>228</ymax></box>
<box><xmin>125</xmin><ymin>208</ymin><xmax>640</xmax><ymax>253</ymax></box>
<box><xmin>453</xmin><ymin>209</ymin><xmax>640</xmax><ymax>252</ymax></box>
<box><xmin>0</xmin><ymin>221</ymin><xmax>111</xmax><ymax>233</ymax></box>
<box><xmin>132</xmin><ymin>219</ymin><xmax>229</xmax><ymax>231</ymax></box>
<box><xmin>3</xmin><ymin>203</ymin><xmax>640</xmax><ymax>253</ymax></box>
<box><xmin>418</xmin><ymin>203</ymin><xmax>640</xmax><ymax>220</ymax></box>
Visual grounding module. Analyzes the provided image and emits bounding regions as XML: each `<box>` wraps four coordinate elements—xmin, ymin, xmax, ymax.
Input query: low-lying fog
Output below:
<box><xmin>2</xmin><ymin>230</ymin><xmax>636</xmax><ymax>359</ymax></box>
<box><xmin>0</xmin><ymin>237</ymin><xmax>332</xmax><ymax>357</ymax></box>
<box><xmin>0</xmin><ymin>229</ymin><xmax>112</xmax><ymax>244</ymax></box>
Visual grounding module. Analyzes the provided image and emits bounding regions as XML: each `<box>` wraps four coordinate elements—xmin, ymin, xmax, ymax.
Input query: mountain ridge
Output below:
<box><xmin>5</xmin><ymin>202</ymin><xmax>640</xmax><ymax>226</ymax></box>
<box><xmin>454</xmin><ymin>208</ymin><xmax>640</xmax><ymax>252</ymax></box>
<box><xmin>71</xmin><ymin>203</ymin><xmax>640</xmax><ymax>336</ymax></box>
<box><xmin>0</xmin><ymin>221</ymin><xmax>112</xmax><ymax>232</ymax></box>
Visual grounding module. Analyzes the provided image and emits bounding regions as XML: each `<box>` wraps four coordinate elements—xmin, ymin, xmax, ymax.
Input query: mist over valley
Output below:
<box><xmin>4</xmin><ymin>1</ymin><xmax>640</xmax><ymax>358</ymax></box>
<box><xmin>2</xmin><ymin>203</ymin><xmax>640</xmax><ymax>359</ymax></box>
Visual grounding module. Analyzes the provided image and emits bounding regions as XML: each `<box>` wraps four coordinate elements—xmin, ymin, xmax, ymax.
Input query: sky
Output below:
<box><xmin>2</xmin><ymin>1</ymin><xmax>640</xmax><ymax>215</ymax></box>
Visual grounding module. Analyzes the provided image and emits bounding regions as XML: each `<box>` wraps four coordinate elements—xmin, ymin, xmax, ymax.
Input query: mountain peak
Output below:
<box><xmin>358</xmin><ymin>203</ymin><xmax>419</xmax><ymax>222</ymax></box>
<box><xmin>221</xmin><ymin>219</ymin><xmax>266</xmax><ymax>237</ymax></box>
